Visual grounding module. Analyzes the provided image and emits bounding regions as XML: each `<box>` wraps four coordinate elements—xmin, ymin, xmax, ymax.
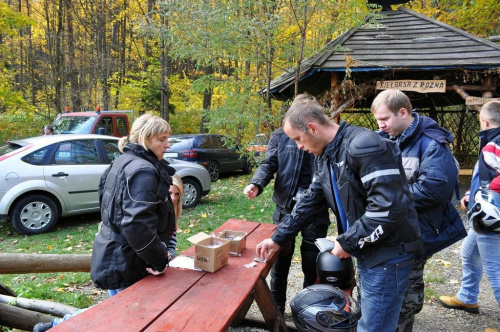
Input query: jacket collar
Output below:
<box><xmin>479</xmin><ymin>126</ymin><xmax>500</xmax><ymax>150</ymax></box>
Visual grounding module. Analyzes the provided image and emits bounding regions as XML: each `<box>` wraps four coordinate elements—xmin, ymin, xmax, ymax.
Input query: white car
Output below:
<box><xmin>0</xmin><ymin>134</ymin><xmax>210</xmax><ymax>235</ymax></box>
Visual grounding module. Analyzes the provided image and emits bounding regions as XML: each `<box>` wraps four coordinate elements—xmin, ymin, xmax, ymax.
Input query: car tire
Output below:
<box><xmin>242</xmin><ymin>160</ymin><xmax>253</xmax><ymax>174</ymax></box>
<box><xmin>207</xmin><ymin>161</ymin><xmax>220</xmax><ymax>181</ymax></box>
<box><xmin>182</xmin><ymin>178</ymin><xmax>202</xmax><ymax>209</ymax></box>
<box><xmin>10</xmin><ymin>195</ymin><xmax>59</xmax><ymax>235</ymax></box>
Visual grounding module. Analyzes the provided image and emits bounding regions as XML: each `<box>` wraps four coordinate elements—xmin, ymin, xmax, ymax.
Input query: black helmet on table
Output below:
<box><xmin>468</xmin><ymin>188</ymin><xmax>500</xmax><ymax>234</ymax></box>
<box><xmin>290</xmin><ymin>284</ymin><xmax>360</xmax><ymax>332</ymax></box>
<box><xmin>316</xmin><ymin>252</ymin><xmax>355</xmax><ymax>289</ymax></box>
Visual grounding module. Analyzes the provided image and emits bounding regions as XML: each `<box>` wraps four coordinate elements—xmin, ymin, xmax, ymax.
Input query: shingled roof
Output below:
<box><xmin>268</xmin><ymin>7</ymin><xmax>500</xmax><ymax>97</ymax></box>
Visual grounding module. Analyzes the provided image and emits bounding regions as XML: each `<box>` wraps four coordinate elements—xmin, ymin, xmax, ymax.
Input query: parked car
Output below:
<box><xmin>164</xmin><ymin>157</ymin><xmax>211</xmax><ymax>208</ymax></box>
<box><xmin>0</xmin><ymin>134</ymin><xmax>210</xmax><ymax>235</ymax></box>
<box><xmin>165</xmin><ymin>134</ymin><xmax>253</xmax><ymax>181</ymax></box>
<box><xmin>52</xmin><ymin>110</ymin><xmax>131</xmax><ymax>137</ymax></box>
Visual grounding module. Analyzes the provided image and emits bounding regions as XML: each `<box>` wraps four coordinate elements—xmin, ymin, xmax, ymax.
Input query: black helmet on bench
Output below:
<box><xmin>290</xmin><ymin>284</ymin><xmax>360</xmax><ymax>332</ymax></box>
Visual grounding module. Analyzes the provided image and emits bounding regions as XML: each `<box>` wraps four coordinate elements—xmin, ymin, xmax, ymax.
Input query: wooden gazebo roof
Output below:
<box><xmin>268</xmin><ymin>7</ymin><xmax>500</xmax><ymax>111</ymax></box>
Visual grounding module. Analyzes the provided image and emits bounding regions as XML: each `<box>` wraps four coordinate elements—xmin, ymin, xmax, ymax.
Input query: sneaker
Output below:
<box><xmin>438</xmin><ymin>295</ymin><xmax>479</xmax><ymax>314</ymax></box>
<box><xmin>33</xmin><ymin>321</ymin><xmax>53</xmax><ymax>332</ymax></box>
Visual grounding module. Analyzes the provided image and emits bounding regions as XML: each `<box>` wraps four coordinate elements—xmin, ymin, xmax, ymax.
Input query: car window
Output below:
<box><xmin>53</xmin><ymin>116</ymin><xmax>96</xmax><ymax>134</ymax></box>
<box><xmin>195</xmin><ymin>135</ymin><xmax>211</xmax><ymax>149</ymax></box>
<box><xmin>21</xmin><ymin>146</ymin><xmax>52</xmax><ymax>166</ymax></box>
<box><xmin>211</xmin><ymin>135</ymin><xmax>223</xmax><ymax>149</ymax></box>
<box><xmin>55</xmin><ymin>140</ymin><xmax>99</xmax><ymax>165</ymax></box>
<box><xmin>116</xmin><ymin>117</ymin><xmax>128</xmax><ymax>136</ymax></box>
<box><xmin>102</xmin><ymin>140</ymin><xmax>121</xmax><ymax>162</ymax></box>
<box><xmin>93</xmin><ymin>117</ymin><xmax>113</xmax><ymax>135</ymax></box>
<box><xmin>169</xmin><ymin>137</ymin><xmax>194</xmax><ymax>150</ymax></box>
<box><xmin>0</xmin><ymin>142</ymin><xmax>23</xmax><ymax>156</ymax></box>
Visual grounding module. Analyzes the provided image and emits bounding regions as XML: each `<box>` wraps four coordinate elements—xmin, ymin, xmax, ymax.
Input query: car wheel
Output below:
<box><xmin>182</xmin><ymin>178</ymin><xmax>202</xmax><ymax>209</ymax></box>
<box><xmin>242</xmin><ymin>160</ymin><xmax>253</xmax><ymax>174</ymax></box>
<box><xmin>207</xmin><ymin>161</ymin><xmax>220</xmax><ymax>181</ymax></box>
<box><xmin>10</xmin><ymin>195</ymin><xmax>58</xmax><ymax>235</ymax></box>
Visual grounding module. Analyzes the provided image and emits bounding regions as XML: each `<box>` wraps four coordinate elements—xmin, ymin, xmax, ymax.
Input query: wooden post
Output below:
<box><xmin>0</xmin><ymin>302</ymin><xmax>54</xmax><ymax>331</ymax></box>
<box><xmin>0</xmin><ymin>254</ymin><xmax>91</xmax><ymax>274</ymax></box>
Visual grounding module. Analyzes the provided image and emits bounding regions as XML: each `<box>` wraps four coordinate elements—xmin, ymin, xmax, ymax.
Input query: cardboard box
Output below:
<box><xmin>187</xmin><ymin>232</ymin><xmax>230</xmax><ymax>273</ymax></box>
<box><xmin>217</xmin><ymin>230</ymin><xmax>247</xmax><ymax>256</ymax></box>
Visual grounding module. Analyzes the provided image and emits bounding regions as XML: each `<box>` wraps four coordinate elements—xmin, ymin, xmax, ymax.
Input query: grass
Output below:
<box><xmin>0</xmin><ymin>172</ymin><xmax>275</xmax><ymax>310</ymax></box>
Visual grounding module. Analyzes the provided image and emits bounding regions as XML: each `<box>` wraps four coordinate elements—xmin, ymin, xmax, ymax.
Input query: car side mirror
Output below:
<box><xmin>97</xmin><ymin>127</ymin><xmax>106</xmax><ymax>135</ymax></box>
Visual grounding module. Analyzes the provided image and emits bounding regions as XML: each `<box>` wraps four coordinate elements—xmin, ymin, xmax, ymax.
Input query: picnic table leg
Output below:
<box><xmin>230</xmin><ymin>295</ymin><xmax>254</xmax><ymax>327</ymax></box>
<box><xmin>253</xmin><ymin>277</ymin><xmax>288</xmax><ymax>332</ymax></box>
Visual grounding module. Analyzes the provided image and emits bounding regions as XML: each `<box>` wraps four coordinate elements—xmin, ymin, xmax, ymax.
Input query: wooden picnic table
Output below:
<box><xmin>50</xmin><ymin>219</ymin><xmax>288</xmax><ymax>332</ymax></box>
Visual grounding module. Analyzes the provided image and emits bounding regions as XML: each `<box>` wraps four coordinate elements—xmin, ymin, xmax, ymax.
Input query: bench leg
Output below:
<box><xmin>253</xmin><ymin>277</ymin><xmax>288</xmax><ymax>332</ymax></box>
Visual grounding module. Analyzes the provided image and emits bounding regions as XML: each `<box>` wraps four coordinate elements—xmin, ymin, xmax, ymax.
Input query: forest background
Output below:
<box><xmin>1</xmin><ymin>0</ymin><xmax>499</xmax><ymax>146</ymax></box>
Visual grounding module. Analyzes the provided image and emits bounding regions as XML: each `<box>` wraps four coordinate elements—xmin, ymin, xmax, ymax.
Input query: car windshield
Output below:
<box><xmin>0</xmin><ymin>142</ymin><xmax>23</xmax><ymax>156</ymax></box>
<box><xmin>52</xmin><ymin>115</ymin><xmax>97</xmax><ymax>134</ymax></box>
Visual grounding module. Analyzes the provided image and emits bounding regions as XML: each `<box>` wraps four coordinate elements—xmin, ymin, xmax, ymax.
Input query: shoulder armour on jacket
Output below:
<box><xmin>348</xmin><ymin>130</ymin><xmax>386</xmax><ymax>157</ymax></box>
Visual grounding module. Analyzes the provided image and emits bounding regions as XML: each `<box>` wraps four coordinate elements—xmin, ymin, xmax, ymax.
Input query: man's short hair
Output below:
<box><xmin>45</xmin><ymin>124</ymin><xmax>53</xmax><ymax>132</ymax></box>
<box><xmin>284</xmin><ymin>93</ymin><xmax>329</xmax><ymax>132</ymax></box>
<box><xmin>371</xmin><ymin>89</ymin><xmax>413</xmax><ymax>115</ymax></box>
<box><xmin>481</xmin><ymin>101</ymin><xmax>500</xmax><ymax>126</ymax></box>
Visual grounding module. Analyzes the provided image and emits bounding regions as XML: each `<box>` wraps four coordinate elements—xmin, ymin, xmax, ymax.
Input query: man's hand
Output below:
<box><xmin>244</xmin><ymin>184</ymin><xmax>259</xmax><ymax>199</ymax></box>
<box><xmin>146</xmin><ymin>267</ymin><xmax>165</xmax><ymax>275</ymax></box>
<box><xmin>256</xmin><ymin>238</ymin><xmax>280</xmax><ymax>261</ymax></box>
<box><xmin>331</xmin><ymin>239</ymin><xmax>351</xmax><ymax>259</ymax></box>
<box><xmin>461</xmin><ymin>195</ymin><xmax>470</xmax><ymax>211</ymax></box>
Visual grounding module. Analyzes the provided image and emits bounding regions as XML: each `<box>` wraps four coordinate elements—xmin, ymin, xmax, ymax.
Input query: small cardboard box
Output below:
<box><xmin>217</xmin><ymin>230</ymin><xmax>247</xmax><ymax>256</ymax></box>
<box><xmin>187</xmin><ymin>232</ymin><xmax>230</xmax><ymax>273</ymax></box>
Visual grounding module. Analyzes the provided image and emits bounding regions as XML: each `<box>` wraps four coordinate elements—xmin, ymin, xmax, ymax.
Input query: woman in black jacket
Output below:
<box><xmin>91</xmin><ymin>114</ymin><xmax>176</xmax><ymax>295</ymax></box>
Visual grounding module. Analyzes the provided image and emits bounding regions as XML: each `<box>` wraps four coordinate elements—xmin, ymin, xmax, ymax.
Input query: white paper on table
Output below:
<box><xmin>169</xmin><ymin>255</ymin><xmax>203</xmax><ymax>271</ymax></box>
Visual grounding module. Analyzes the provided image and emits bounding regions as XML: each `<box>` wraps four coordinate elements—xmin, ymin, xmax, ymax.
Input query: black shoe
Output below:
<box><xmin>33</xmin><ymin>321</ymin><xmax>53</xmax><ymax>332</ymax></box>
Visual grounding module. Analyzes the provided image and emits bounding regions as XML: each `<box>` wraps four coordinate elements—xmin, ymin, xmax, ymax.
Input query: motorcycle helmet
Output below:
<box><xmin>290</xmin><ymin>284</ymin><xmax>360</xmax><ymax>332</ymax></box>
<box><xmin>468</xmin><ymin>188</ymin><xmax>500</xmax><ymax>234</ymax></box>
<box><xmin>316</xmin><ymin>252</ymin><xmax>355</xmax><ymax>289</ymax></box>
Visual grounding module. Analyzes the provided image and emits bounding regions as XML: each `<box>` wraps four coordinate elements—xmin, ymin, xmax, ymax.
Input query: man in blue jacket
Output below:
<box><xmin>256</xmin><ymin>93</ymin><xmax>422</xmax><ymax>332</ymax></box>
<box><xmin>371</xmin><ymin>89</ymin><xmax>466</xmax><ymax>332</ymax></box>
<box><xmin>439</xmin><ymin>101</ymin><xmax>500</xmax><ymax>332</ymax></box>
<box><xmin>244</xmin><ymin>127</ymin><xmax>330</xmax><ymax>314</ymax></box>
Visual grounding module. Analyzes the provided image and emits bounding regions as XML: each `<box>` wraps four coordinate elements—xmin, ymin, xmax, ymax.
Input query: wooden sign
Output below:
<box><xmin>376</xmin><ymin>80</ymin><xmax>446</xmax><ymax>93</ymax></box>
<box><xmin>465</xmin><ymin>96</ymin><xmax>500</xmax><ymax>106</ymax></box>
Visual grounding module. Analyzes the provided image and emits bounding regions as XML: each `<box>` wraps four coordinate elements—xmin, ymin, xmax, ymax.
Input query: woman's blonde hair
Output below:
<box><xmin>118</xmin><ymin>113</ymin><xmax>171</xmax><ymax>152</ymax></box>
<box><xmin>171</xmin><ymin>174</ymin><xmax>184</xmax><ymax>226</ymax></box>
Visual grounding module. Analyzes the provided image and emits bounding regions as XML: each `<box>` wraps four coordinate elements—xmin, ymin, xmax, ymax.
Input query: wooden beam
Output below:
<box><xmin>446</xmin><ymin>85</ymin><xmax>496</xmax><ymax>92</ymax></box>
<box><xmin>0</xmin><ymin>254</ymin><xmax>91</xmax><ymax>274</ymax></box>
<box><xmin>0</xmin><ymin>282</ymin><xmax>16</xmax><ymax>297</ymax></box>
<box><xmin>0</xmin><ymin>294</ymin><xmax>78</xmax><ymax>317</ymax></box>
<box><xmin>452</xmin><ymin>85</ymin><xmax>481</xmax><ymax>111</ymax></box>
<box><xmin>0</xmin><ymin>302</ymin><xmax>53</xmax><ymax>331</ymax></box>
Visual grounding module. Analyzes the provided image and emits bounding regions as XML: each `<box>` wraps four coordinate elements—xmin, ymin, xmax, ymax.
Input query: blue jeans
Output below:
<box><xmin>357</xmin><ymin>254</ymin><xmax>414</xmax><ymax>332</ymax></box>
<box><xmin>457</xmin><ymin>228</ymin><xmax>500</xmax><ymax>307</ymax></box>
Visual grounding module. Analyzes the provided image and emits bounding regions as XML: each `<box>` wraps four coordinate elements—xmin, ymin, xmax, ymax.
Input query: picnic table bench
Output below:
<box><xmin>50</xmin><ymin>219</ymin><xmax>289</xmax><ymax>331</ymax></box>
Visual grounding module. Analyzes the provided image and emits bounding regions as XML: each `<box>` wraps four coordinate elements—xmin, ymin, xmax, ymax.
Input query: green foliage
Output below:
<box><xmin>0</xmin><ymin>112</ymin><xmax>46</xmax><ymax>145</ymax></box>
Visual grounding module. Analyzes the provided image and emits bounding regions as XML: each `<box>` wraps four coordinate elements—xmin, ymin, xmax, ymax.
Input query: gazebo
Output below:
<box><xmin>266</xmin><ymin>7</ymin><xmax>500</xmax><ymax>166</ymax></box>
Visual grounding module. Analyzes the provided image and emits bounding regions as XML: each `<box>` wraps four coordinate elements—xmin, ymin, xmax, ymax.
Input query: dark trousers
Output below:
<box><xmin>270</xmin><ymin>210</ymin><xmax>329</xmax><ymax>313</ymax></box>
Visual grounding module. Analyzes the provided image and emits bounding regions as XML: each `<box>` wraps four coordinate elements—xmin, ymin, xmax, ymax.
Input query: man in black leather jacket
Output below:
<box><xmin>256</xmin><ymin>94</ymin><xmax>422</xmax><ymax>332</ymax></box>
<box><xmin>244</xmin><ymin>128</ymin><xmax>330</xmax><ymax>314</ymax></box>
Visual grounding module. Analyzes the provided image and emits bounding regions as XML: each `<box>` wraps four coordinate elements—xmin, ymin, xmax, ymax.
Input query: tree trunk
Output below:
<box><xmin>65</xmin><ymin>0</ymin><xmax>82</xmax><ymax>112</ymax></box>
<box><xmin>200</xmin><ymin>65</ymin><xmax>214</xmax><ymax>133</ymax></box>
<box><xmin>0</xmin><ymin>254</ymin><xmax>91</xmax><ymax>274</ymax></box>
<box><xmin>0</xmin><ymin>302</ymin><xmax>54</xmax><ymax>331</ymax></box>
<box><xmin>0</xmin><ymin>294</ymin><xmax>78</xmax><ymax>317</ymax></box>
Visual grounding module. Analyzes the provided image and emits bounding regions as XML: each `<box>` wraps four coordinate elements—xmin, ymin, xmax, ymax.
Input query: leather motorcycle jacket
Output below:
<box><xmin>272</xmin><ymin>122</ymin><xmax>422</xmax><ymax>268</ymax></box>
<box><xmin>91</xmin><ymin>144</ymin><xmax>176</xmax><ymax>290</ymax></box>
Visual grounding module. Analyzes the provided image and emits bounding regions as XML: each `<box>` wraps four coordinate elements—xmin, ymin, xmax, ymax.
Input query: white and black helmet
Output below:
<box><xmin>468</xmin><ymin>188</ymin><xmax>500</xmax><ymax>234</ymax></box>
<box><xmin>290</xmin><ymin>284</ymin><xmax>360</xmax><ymax>332</ymax></box>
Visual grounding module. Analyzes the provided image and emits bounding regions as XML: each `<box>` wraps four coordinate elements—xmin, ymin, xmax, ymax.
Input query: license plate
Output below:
<box><xmin>164</xmin><ymin>152</ymin><xmax>178</xmax><ymax>158</ymax></box>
